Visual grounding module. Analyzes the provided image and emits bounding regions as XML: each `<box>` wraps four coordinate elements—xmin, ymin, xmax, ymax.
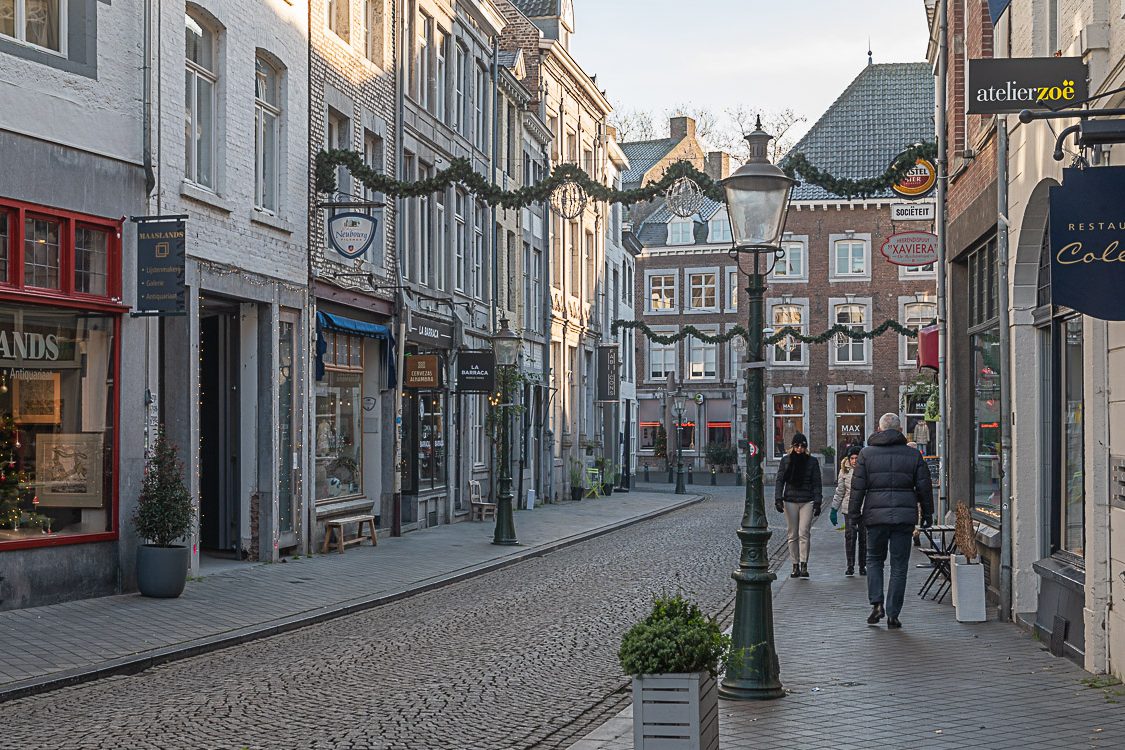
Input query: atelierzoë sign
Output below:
<box><xmin>891</xmin><ymin>159</ymin><xmax>937</xmax><ymax>200</ymax></box>
<box><xmin>880</xmin><ymin>231</ymin><xmax>939</xmax><ymax>267</ymax></box>
<box><xmin>967</xmin><ymin>57</ymin><xmax>1088</xmax><ymax>115</ymax></box>
<box><xmin>1049</xmin><ymin>166</ymin><xmax>1125</xmax><ymax>320</ymax></box>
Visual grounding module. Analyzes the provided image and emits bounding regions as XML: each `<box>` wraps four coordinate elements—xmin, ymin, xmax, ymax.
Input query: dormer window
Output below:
<box><xmin>708</xmin><ymin>217</ymin><xmax>732</xmax><ymax>244</ymax></box>
<box><xmin>668</xmin><ymin>219</ymin><xmax>694</xmax><ymax>245</ymax></box>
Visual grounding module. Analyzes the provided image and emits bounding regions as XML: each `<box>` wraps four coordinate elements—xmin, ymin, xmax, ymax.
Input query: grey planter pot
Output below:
<box><xmin>136</xmin><ymin>544</ymin><xmax>190</xmax><ymax>598</ymax></box>
<box><xmin>633</xmin><ymin>672</ymin><xmax>719</xmax><ymax>750</ymax></box>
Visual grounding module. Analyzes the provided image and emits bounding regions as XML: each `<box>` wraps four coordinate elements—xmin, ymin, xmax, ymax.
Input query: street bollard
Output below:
<box><xmin>736</xmin><ymin>468</ymin><xmax>743</xmax><ymax>486</ymax></box>
<box><xmin>711</xmin><ymin>467</ymin><xmax>717</xmax><ymax>485</ymax></box>
<box><xmin>644</xmin><ymin>464</ymin><xmax>650</xmax><ymax>483</ymax></box>
<box><xmin>668</xmin><ymin>466</ymin><xmax>674</xmax><ymax>484</ymax></box>
<box><xmin>687</xmin><ymin>465</ymin><xmax>694</xmax><ymax>484</ymax></box>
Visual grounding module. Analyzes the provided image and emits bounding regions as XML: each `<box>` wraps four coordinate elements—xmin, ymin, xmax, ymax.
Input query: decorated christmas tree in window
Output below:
<box><xmin>0</xmin><ymin>414</ymin><xmax>22</xmax><ymax>529</ymax></box>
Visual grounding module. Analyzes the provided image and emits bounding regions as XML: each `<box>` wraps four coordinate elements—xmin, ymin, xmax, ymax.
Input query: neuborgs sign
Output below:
<box><xmin>968</xmin><ymin>57</ymin><xmax>1088</xmax><ymax>115</ymax></box>
<box><xmin>1049</xmin><ymin>166</ymin><xmax>1125</xmax><ymax>321</ymax></box>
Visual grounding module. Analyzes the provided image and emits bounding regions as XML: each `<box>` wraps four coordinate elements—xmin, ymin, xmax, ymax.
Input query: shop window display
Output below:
<box><xmin>316</xmin><ymin>333</ymin><xmax>363</xmax><ymax>502</ymax></box>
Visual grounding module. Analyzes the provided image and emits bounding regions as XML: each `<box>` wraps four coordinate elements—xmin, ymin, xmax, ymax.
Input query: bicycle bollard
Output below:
<box><xmin>644</xmin><ymin>464</ymin><xmax>650</xmax><ymax>482</ymax></box>
<box><xmin>687</xmin><ymin>466</ymin><xmax>694</xmax><ymax>484</ymax></box>
<box><xmin>711</xmin><ymin>466</ymin><xmax>717</xmax><ymax>485</ymax></box>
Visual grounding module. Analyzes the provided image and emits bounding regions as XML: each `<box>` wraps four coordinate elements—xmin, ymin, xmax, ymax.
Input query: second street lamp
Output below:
<box><xmin>718</xmin><ymin>117</ymin><xmax>795</xmax><ymax>701</ymax></box>
<box><xmin>673</xmin><ymin>389</ymin><xmax>687</xmax><ymax>495</ymax></box>
<box><xmin>491</xmin><ymin>318</ymin><xmax>521</xmax><ymax>546</ymax></box>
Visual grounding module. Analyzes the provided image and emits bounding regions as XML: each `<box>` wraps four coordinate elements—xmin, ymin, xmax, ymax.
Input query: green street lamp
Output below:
<box><xmin>718</xmin><ymin>117</ymin><xmax>795</xmax><ymax>701</ymax></box>
<box><xmin>491</xmin><ymin>317</ymin><xmax>521</xmax><ymax>546</ymax></box>
<box><xmin>673</xmin><ymin>389</ymin><xmax>688</xmax><ymax>495</ymax></box>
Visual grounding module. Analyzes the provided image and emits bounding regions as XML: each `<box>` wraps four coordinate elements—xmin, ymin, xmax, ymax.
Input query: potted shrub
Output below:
<box><xmin>568</xmin><ymin>461</ymin><xmax>584</xmax><ymax>503</ymax></box>
<box><xmin>951</xmin><ymin>503</ymin><xmax>986</xmax><ymax>622</ymax></box>
<box><xmin>603</xmin><ymin>461</ymin><xmax>616</xmax><ymax>495</ymax></box>
<box><xmin>619</xmin><ymin>595</ymin><xmax>727</xmax><ymax>750</ymax></box>
<box><xmin>133</xmin><ymin>430</ymin><xmax>195</xmax><ymax>598</ymax></box>
<box><xmin>820</xmin><ymin>445</ymin><xmax>837</xmax><ymax>484</ymax></box>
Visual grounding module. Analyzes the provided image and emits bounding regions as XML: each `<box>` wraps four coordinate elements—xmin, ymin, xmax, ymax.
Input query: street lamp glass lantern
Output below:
<box><xmin>721</xmin><ymin>120</ymin><xmax>796</xmax><ymax>250</ymax></box>
<box><xmin>673</xmin><ymin>393</ymin><xmax>688</xmax><ymax>414</ymax></box>
<box><xmin>492</xmin><ymin>318</ymin><xmax>521</xmax><ymax>367</ymax></box>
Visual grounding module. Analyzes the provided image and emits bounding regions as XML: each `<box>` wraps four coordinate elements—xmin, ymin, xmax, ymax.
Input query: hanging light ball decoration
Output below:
<box><xmin>551</xmin><ymin>179</ymin><xmax>587</xmax><ymax>220</ymax></box>
<box><xmin>665</xmin><ymin>176</ymin><xmax>705</xmax><ymax>218</ymax></box>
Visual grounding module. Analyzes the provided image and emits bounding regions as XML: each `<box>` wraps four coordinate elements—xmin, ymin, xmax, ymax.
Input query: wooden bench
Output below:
<box><xmin>321</xmin><ymin>514</ymin><xmax>378</xmax><ymax>554</ymax></box>
<box><xmin>468</xmin><ymin>480</ymin><xmax>496</xmax><ymax>521</ymax></box>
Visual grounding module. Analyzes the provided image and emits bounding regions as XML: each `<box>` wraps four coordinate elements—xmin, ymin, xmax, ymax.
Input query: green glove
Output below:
<box><xmin>829</xmin><ymin>508</ymin><xmax>838</xmax><ymax>526</ymax></box>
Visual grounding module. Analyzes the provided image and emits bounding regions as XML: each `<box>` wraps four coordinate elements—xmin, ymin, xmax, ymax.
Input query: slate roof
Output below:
<box><xmin>497</xmin><ymin>50</ymin><xmax>519</xmax><ymax>69</ymax></box>
<box><xmin>635</xmin><ymin>197</ymin><xmax>726</xmax><ymax>248</ymax></box>
<box><xmin>511</xmin><ymin>0</ymin><xmax>558</xmax><ymax>17</ymax></box>
<box><xmin>782</xmin><ymin>62</ymin><xmax>934</xmax><ymax>201</ymax></box>
<box><xmin>619</xmin><ymin>138</ymin><xmax>678</xmax><ymax>188</ymax></box>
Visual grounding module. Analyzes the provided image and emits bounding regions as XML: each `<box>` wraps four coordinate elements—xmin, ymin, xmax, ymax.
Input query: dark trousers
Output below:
<box><xmin>845</xmin><ymin>516</ymin><xmax>867</xmax><ymax>570</ymax></box>
<box><xmin>866</xmin><ymin>523</ymin><xmax>914</xmax><ymax>618</ymax></box>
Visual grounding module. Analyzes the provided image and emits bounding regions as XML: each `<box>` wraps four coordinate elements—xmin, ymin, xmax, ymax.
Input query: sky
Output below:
<box><xmin>569</xmin><ymin>0</ymin><xmax>932</xmax><ymax>141</ymax></box>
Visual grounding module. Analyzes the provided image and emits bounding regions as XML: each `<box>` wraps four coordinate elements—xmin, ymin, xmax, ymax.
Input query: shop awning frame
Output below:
<box><xmin>316</xmin><ymin>311</ymin><xmax>397</xmax><ymax>387</ymax></box>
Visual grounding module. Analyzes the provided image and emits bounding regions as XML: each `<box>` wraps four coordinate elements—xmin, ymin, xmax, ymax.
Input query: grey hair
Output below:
<box><xmin>878</xmin><ymin>412</ymin><xmax>902</xmax><ymax>432</ymax></box>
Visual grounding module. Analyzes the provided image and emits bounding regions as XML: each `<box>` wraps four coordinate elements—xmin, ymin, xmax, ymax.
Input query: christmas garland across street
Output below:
<box><xmin>313</xmin><ymin>141</ymin><xmax>937</xmax><ymax>205</ymax></box>
<box><xmin>611</xmin><ymin>319</ymin><xmax>917</xmax><ymax>346</ymax></box>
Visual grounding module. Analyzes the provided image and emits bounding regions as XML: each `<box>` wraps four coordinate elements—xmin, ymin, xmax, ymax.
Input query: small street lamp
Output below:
<box><xmin>491</xmin><ymin>318</ymin><xmax>521</xmax><ymax>546</ymax></box>
<box><xmin>718</xmin><ymin>117</ymin><xmax>795</xmax><ymax>701</ymax></box>
<box><xmin>672</xmin><ymin>389</ymin><xmax>688</xmax><ymax>495</ymax></box>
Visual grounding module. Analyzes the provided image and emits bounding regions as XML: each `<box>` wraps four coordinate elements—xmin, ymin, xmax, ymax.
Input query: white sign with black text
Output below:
<box><xmin>891</xmin><ymin>202</ymin><xmax>935</xmax><ymax>222</ymax></box>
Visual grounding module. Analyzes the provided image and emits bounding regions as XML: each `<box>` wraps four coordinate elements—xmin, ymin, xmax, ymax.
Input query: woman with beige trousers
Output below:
<box><xmin>774</xmin><ymin>433</ymin><xmax>823</xmax><ymax>578</ymax></box>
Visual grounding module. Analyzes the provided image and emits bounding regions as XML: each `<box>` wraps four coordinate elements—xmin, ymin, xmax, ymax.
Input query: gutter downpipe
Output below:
<box><xmin>391</xmin><ymin>0</ymin><xmax>407</xmax><ymax>537</ymax></box>
<box><xmin>142</xmin><ymin>0</ymin><xmax>155</xmax><ymax>197</ymax></box>
<box><xmin>997</xmin><ymin>115</ymin><xmax>1013</xmax><ymax>622</ymax></box>
<box><xmin>935</xmin><ymin>0</ymin><xmax>950</xmax><ymax>519</ymax></box>
<box><xmin>542</xmin><ymin>143</ymin><xmax>554</xmax><ymax>501</ymax></box>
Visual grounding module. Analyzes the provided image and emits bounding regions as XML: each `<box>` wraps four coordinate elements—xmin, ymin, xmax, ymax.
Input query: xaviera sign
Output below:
<box><xmin>880</xmin><ymin>231</ymin><xmax>939</xmax><ymax>267</ymax></box>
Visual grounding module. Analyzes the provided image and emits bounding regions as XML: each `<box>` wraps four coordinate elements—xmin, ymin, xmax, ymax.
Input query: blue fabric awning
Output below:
<box><xmin>317</xmin><ymin>311</ymin><xmax>391</xmax><ymax>340</ymax></box>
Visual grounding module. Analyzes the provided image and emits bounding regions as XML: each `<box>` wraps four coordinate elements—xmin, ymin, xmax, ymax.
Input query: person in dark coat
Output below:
<box><xmin>849</xmin><ymin>413</ymin><xmax>934</xmax><ymax>629</ymax></box>
<box><xmin>774</xmin><ymin>432</ymin><xmax>823</xmax><ymax>578</ymax></box>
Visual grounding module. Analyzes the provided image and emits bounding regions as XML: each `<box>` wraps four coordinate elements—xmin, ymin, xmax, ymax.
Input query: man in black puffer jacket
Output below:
<box><xmin>849</xmin><ymin>413</ymin><xmax>934</xmax><ymax>629</ymax></box>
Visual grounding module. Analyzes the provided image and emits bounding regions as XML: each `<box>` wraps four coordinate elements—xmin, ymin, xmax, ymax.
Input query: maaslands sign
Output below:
<box><xmin>880</xmin><ymin>231</ymin><xmax>938</xmax><ymax>267</ymax></box>
<box><xmin>968</xmin><ymin>57</ymin><xmax>1088</xmax><ymax>115</ymax></box>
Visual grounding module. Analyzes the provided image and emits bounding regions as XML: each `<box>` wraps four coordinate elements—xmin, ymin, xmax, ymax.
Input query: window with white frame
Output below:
<box><xmin>668</xmin><ymin>219</ymin><xmax>694</xmax><ymax>245</ymax></box>
<box><xmin>833</xmin><ymin>239</ymin><xmax>867</xmax><ymax>277</ymax></box>
<box><xmin>253</xmin><ymin>55</ymin><xmax>281</xmax><ymax>214</ymax></box>
<box><xmin>435</xmin><ymin>189</ymin><xmax>447</xmax><ymax>291</ymax></box>
<box><xmin>727</xmin><ymin>269</ymin><xmax>739</xmax><ymax>311</ymax></box>
<box><xmin>365</xmin><ymin>0</ymin><xmax>385</xmax><ymax>64</ymax></box>
<box><xmin>2</xmin><ymin>0</ymin><xmax>65</xmax><ymax>52</ymax></box>
<box><xmin>772</xmin><ymin>304</ymin><xmax>805</xmax><ymax>364</ymax></box>
<box><xmin>474</xmin><ymin>64</ymin><xmax>488</xmax><ymax>150</ymax></box>
<box><xmin>648</xmin><ymin>273</ymin><xmax>676</xmax><ymax>311</ymax></box>
<box><xmin>772</xmin><ymin>394</ymin><xmax>805</xmax><ymax>458</ymax></box>
<box><xmin>774</xmin><ymin>240</ymin><xmax>806</xmax><ymax>279</ymax></box>
<box><xmin>688</xmin><ymin>272</ymin><xmax>717</xmax><ymax>310</ymax></box>
<box><xmin>902</xmin><ymin>261</ymin><xmax>936</xmax><ymax>275</ymax></box>
<box><xmin>833</xmin><ymin>303</ymin><xmax>868</xmax><ymax>364</ymax></box>
<box><xmin>418</xmin><ymin>163</ymin><xmax>432</xmax><ymax>286</ymax></box>
<box><xmin>903</xmin><ymin>301</ymin><xmax>937</xmax><ymax>364</ymax></box>
<box><xmin>327</xmin><ymin>0</ymin><xmax>350</xmax><ymax>42</ymax></box>
<box><xmin>472</xmin><ymin>200</ymin><xmax>485</xmax><ymax>299</ymax></box>
<box><xmin>363</xmin><ymin>130</ymin><xmax>383</xmax><ymax>204</ymax></box>
<box><xmin>454</xmin><ymin>43</ymin><xmax>466</xmax><ymax>134</ymax></box>
<box><xmin>454</xmin><ymin>190</ymin><xmax>466</xmax><ymax>291</ymax></box>
<box><xmin>417</xmin><ymin>12</ymin><xmax>431</xmax><ymax>110</ymax></box>
<box><xmin>708</xmin><ymin>216</ymin><xmax>732</xmax><ymax>243</ymax></box>
<box><xmin>435</xmin><ymin>28</ymin><xmax>447</xmax><ymax>122</ymax></box>
<box><xmin>648</xmin><ymin>339</ymin><xmax>676</xmax><ymax>380</ymax></box>
<box><xmin>687</xmin><ymin>335</ymin><xmax>717</xmax><ymax>379</ymax></box>
<box><xmin>327</xmin><ymin>108</ymin><xmax>351</xmax><ymax>195</ymax></box>
<box><xmin>185</xmin><ymin>12</ymin><xmax>217</xmax><ymax>189</ymax></box>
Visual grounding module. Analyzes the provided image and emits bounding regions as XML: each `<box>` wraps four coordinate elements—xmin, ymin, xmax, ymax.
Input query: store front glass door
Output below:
<box><xmin>835</xmin><ymin>392</ymin><xmax>867</xmax><ymax>461</ymax></box>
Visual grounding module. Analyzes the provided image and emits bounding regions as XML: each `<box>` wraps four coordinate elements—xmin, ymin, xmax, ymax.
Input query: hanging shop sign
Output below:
<box><xmin>891</xmin><ymin>202</ymin><xmax>935</xmax><ymax>222</ymax></box>
<box><xmin>133</xmin><ymin>217</ymin><xmax>187</xmax><ymax>316</ymax></box>
<box><xmin>456</xmin><ymin>351</ymin><xmax>495</xmax><ymax>393</ymax></box>
<box><xmin>967</xmin><ymin>57</ymin><xmax>1088</xmax><ymax>115</ymax></box>
<box><xmin>404</xmin><ymin>354</ymin><xmax>442</xmax><ymax>389</ymax></box>
<box><xmin>596</xmin><ymin>345</ymin><xmax>620</xmax><ymax>403</ymax></box>
<box><xmin>879</xmin><ymin>231</ymin><xmax>939</xmax><ymax>267</ymax></box>
<box><xmin>407</xmin><ymin>314</ymin><xmax>453</xmax><ymax>348</ymax></box>
<box><xmin>890</xmin><ymin>159</ymin><xmax>937</xmax><ymax>200</ymax></box>
<box><xmin>327</xmin><ymin>211</ymin><xmax>379</xmax><ymax>260</ymax></box>
<box><xmin>1049</xmin><ymin>166</ymin><xmax>1125</xmax><ymax>320</ymax></box>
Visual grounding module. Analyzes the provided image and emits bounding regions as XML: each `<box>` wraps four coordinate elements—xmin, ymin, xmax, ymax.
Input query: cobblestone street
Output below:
<box><xmin>0</xmin><ymin>488</ymin><xmax>761</xmax><ymax>750</ymax></box>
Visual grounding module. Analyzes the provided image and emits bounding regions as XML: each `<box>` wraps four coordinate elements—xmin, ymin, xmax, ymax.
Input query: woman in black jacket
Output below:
<box><xmin>774</xmin><ymin>433</ymin><xmax>823</xmax><ymax>578</ymax></box>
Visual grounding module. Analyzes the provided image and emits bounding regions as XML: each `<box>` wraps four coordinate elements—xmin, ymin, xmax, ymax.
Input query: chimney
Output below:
<box><xmin>669</xmin><ymin>116</ymin><xmax>696</xmax><ymax>142</ymax></box>
<box><xmin>606</xmin><ymin>124</ymin><xmax>618</xmax><ymax>141</ymax></box>
<box><xmin>705</xmin><ymin>152</ymin><xmax>731</xmax><ymax>180</ymax></box>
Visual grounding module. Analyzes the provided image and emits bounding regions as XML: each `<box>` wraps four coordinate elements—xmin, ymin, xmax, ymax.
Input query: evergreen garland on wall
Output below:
<box><xmin>611</xmin><ymin>319</ymin><xmax>917</xmax><ymax>346</ymax></box>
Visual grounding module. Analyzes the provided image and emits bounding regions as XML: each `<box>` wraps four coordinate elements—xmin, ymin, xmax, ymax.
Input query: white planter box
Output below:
<box><xmin>951</xmin><ymin>554</ymin><xmax>987</xmax><ymax>622</ymax></box>
<box><xmin>632</xmin><ymin>672</ymin><xmax>719</xmax><ymax>750</ymax></box>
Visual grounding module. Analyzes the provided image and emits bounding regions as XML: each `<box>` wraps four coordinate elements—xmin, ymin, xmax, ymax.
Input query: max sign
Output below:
<box><xmin>880</xmin><ymin>231</ymin><xmax>938</xmax><ymax>267</ymax></box>
<box><xmin>1049</xmin><ymin>166</ymin><xmax>1125</xmax><ymax>320</ymax></box>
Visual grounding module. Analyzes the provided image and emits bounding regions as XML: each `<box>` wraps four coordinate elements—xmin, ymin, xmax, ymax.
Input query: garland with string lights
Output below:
<box><xmin>611</xmin><ymin>319</ymin><xmax>917</xmax><ymax>346</ymax></box>
<box><xmin>314</xmin><ymin>140</ymin><xmax>937</xmax><ymax>206</ymax></box>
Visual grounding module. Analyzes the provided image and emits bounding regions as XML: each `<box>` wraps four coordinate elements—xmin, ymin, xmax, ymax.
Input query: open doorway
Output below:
<box><xmin>199</xmin><ymin>300</ymin><xmax>241</xmax><ymax>556</ymax></box>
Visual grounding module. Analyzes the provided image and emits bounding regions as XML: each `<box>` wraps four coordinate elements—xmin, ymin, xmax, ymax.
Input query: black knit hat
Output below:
<box><xmin>846</xmin><ymin>444</ymin><xmax>863</xmax><ymax>458</ymax></box>
<box><xmin>791</xmin><ymin>432</ymin><xmax>808</xmax><ymax>447</ymax></box>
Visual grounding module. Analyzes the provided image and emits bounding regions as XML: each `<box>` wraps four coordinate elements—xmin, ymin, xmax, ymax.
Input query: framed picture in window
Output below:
<box><xmin>12</xmin><ymin>372</ymin><xmax>61</xmax><ymax>424</ymax></box>
<box><xmin>36</xmin><ymin>433</ymin><xmax>105</xmax><ymax>508</ymax></box>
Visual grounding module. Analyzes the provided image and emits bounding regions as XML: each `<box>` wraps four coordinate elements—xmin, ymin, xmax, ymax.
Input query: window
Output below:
<box><xmin>506</xmin><ymin>232</ymin><xmax>516</xmax><ymax>311</ymax></box>
<box><xmin>327</xmin><ymin>108</ymin><xmax>351</xmax><ymax>194</ymax></box>
<box><xmin>772</xmin><ymin>304</ymin><xmax>804</xmax><ymax>364</ymax></box>
<box><xmin>833</xmin><ymin>239</ymin><xmax>867</xmax><ymax>277</ymax></box>
<box><xmin>400</xmin><ymin>151</ymin><xmax>414</xmax><ymax>279</ymax></box>
<box><xmin>74</xmin><ymin>226</ymin><xmax>108</xmax><ymax>295</ymax></box>
<box><xmin>254</xmin><ymin>56</ymin><xmax>282</xmax><ymax>214</ymax></box>
<box><xmin>967</xmin><ymin>238</ymin><xmax>1001</xmax><ymax>522</ymax></box>
<box><xmin>365</xmin><ymin>0</ymin><xmax>384</xmax><ymax>64</ymax></box>
<box><xmin>584</xmin><ymin>231</ymin><xmax>595</xmax><ymax>300</ymax></box>
<box><xmin>454</xmin><ymin>190</ymin><xmax>466</xmax><ymax>291</ymax></box>
<box><xmin>435</xmin><ymin>190</ymin><xmax>447</xmax><ymax>291</ymax></box>
<box><xmin>772</xmin><ymin>394</ymin><xmax>804</xmax><ymax>458</ymax></box>
<box><xmin>435</xmin><ymin>28</ymin><xmax>447</xmax><ymax>122</ymax></box>
<box><xmin>185</xmin><ymin>12</ymin><xmax>217</xmax><ymax>189</ymax></box>
<box><xmin>0</xmin><ymin>210</ymin><xmax>9</xmax><ymax>283</ymax></box>
<box><xmin>708</xmin><ymin>217</ymin><xmax>731</xmax><ymax>244</ymax></box>
<box><xmin>726</xmin><ymin>270</ymin><xmax>738</xmax><ymax>311</ymax></box>
<box><xmin>903</xmin><ymin>301</ymin><xmax>937</xmax><ymax>364</ymax></box>
<box><xmin>688</xmin><ymin>272</ymin><xmax>717</xmax><ymax>310</ymax></box>
<box><xmin>1</xmin><ymin>0</ymin><xmax>65</xmax><ymax>53</ymax></box>
<box><xmin>668</xmin><ymin>219</ymin><xmax>694</xmax><ymax>245</ymax></box>
<box><xmin>687</xmin><ymin>335</ymin><xmax>717</xmax><ymax>379</ymax></box>
<box><xmin>1057</xmin><ymin>317</ymin><xmax>1084</xmax><ymax>556</ymax></box>
<box><xmin>418</xmin><ymin>163</ymin><xmax>432</xmax><ymax>286</ymax></box>
<box><xmin>568</xmin><ymin>222</ymin><xmax>579</xmax><ymax>296</ymax></box>
<box><xmin>833</xmin><ymin>303</ymin><xmax>867</xmax><ymax>364</ymax></box>
<box><xmin>472</xmin><ymin>201</ymin><xmax>484</xmax><ymax>299</ymax></box>
<box><xmin>316</xmin><ymin>333</ymin><xmax>363</xmax><ymax>502</ymax></box>
<box><xmin>531</xmin><ymin>246</ymin><xmax>542</xmax><ymax>333</ymax></box>
<box><xmin>362</xmin><ymin>130</ymin><xmax>384</xmax><ymax>204</ymax></box>
<box><xmin>327</xmin><ymin>0</ymin><xmax>350</xmax><ymax>42</ymax></box>
<box><xmin>640</xmin><ymin>422</ymin><xmax>661</xmax><ymax>450</ymax></box>
<box><xmin>454</xmin><ymin>44</ymin><xmax>466</xmax><ymax>134</ymax></box>
<box><xmin>23</xmin><ymin>215</ymin><xmax>60</xmax><ymax>289</ymax></box>
<box><xmin>774</xmin><ymin>240</ymin><xmax>806</xmax><ymax>280</ymax></box>
<box><xmin>648</xmin><ymin>273</ymin><xmax>676</xmax><ymax>311</ymax></box>
<box><xmin>903</xmin><ymin>261</ymin><xmax>936</xmax><ymax>276</ymax></box>
<box><xmin>474</xmin><ymin>64</ymin><xmax>488</xmax><ymax>150</ymax></box>
<box><xmin>417</xmin><ymin>391</ymin><xmax>447</xmax><ymax>489</ymax></box>
<box><xmin>648</xmin><ymin>339</ymin><xmax>676</xmax><ymax>380</ymax></box>
<box><xmin>834</xmin><ymin>392</ymin><xmax>868</xmax><ymax>460</ymax></box>
<box><xmin>417</xmin><ymin>11</ymin><xmax>431</xmax><ymax>110</ymax></box>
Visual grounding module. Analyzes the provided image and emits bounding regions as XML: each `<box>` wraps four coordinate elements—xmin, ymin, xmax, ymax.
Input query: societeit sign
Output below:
<box><xmin>968</xmin><ymin>57</ymin><xmax>1088</xmax><ymax>115</ymax></box>
<box><xmin>1049</xmin><ymin>166</ymin><xmax>1125</xmax><ymax>320</ymax></box>
<box><xmin>879</xmin><ymin>231</ymin><xmax>939</xmax><ymax>267</ymax></box>
<box><xmin>328</xmin><ymin>212</ymin><xmax>378</xmax><ymax>259</ymax></box>
<box><xmin>891</xmin><ymin>159</ymin><xmax>937</xmax><ymax>200</ymax></box>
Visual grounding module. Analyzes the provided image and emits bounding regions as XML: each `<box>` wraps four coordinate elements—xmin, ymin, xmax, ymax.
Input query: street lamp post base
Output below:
<box><xmin>718</xmin><ymin>680</ymin><xmax>785</xmax><ymax>701</ymax></box>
